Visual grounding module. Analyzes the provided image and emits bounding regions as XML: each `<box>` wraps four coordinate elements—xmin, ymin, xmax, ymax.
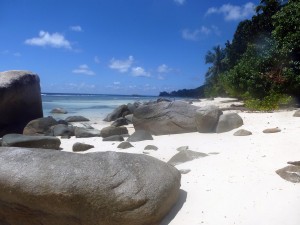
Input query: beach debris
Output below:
<box><xmin>0</xmin><ymin>70</ymin><xmax>43</xmax><ymax>137</ymax></box>
<box><xmin>276</xmin><ymin>165</ymin><xmax>300</xmax><ymax>183</ymax></box>
<box><xmin>144</xmin><ymin>145</ymin><xmax>158</xmax><ymax>151</ymax></box>
<box><xmin>127</xmin><ymin>130</ymin><xmax>153</xmax><ymax>142</ymax></box>
<box><xmin>168</xmin><ymin>150</ymin><xmax>208</xmax><ymax>166</ymax></box>
<box><xmin>195</xmin><ymin>105</ymin><xmax>222</xmax><ymax>133</ymax></box>
<box><xmin>73</xmin><ymin>142</ymin><xmax>94</xmax><ymax>152</ymax></box>
<box><xmin>100</xmin><ymin>126</ymin><xmax>128</xmax><ymax>138</ymax></box>
<box><xmin>2</xmin><ymin>133</ymin><xmax>61</xmax><ymax>150</ymax></box>
<box><xmin>23</xmin><ymin>116</ymin><xmax>58</xmax><ymax>136</ymax></box>
<box><xmin>176</xmin><ymin>146</ymin><xmax>189</xmax><ymax>151</ymax></box>
<box><xmin>179</xmin><ymin>169</ymin><xmax>191</xmax><ymax>174</ymax></box>
<box><xmin>65</xmin><ymin>116</ymin><xmax>90</xmax><ymax>122</ymax></box>
<box><xmin>50</xmin><ymin>107</ymin><xmax>68</xmax><ymax>114</ymax></box>
<box><xmin>102</xmin><ymin>135</ymin><xmax>124</xmax><ymax>142</ymax></box>
<box><xmin>0</xmin><ymin>147</ymin><xmax>181</xmax><ymax>225</ymax></box>
<box><xmin>233</xmin><ymin>129</ymin><xmax>252</xmax><ymax>136</ymax></box>
<box><xmin>117</xmin><ymin>141</ymin><xmax>134</xmax><ymax>149</ymax></box>
<box><xmin>263</xmin><ymin>127</ymin><xmax>281</xmax><ymax>133</ymax></box>
<box><xmin>216</xmin><ymin>113</ymin><xmax>243</xmax><ymax>133</ymax></box>
<box><xmin>293</xmin><ymin>110</ymin><xmax>300</xmax><ymax>117</ymax></box>
<box><xmin>111</xmin><ymin>118</ymin><xmax>128</xmax><ymax>127</ymax></box>
<box><xmin>74</xmin><ymin>127</ymin><xmax>101</xmax><ymax>138</ymax></box>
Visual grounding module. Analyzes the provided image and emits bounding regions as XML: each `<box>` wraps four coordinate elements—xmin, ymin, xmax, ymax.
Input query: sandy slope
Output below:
<box><xmin>60</xmin><ymin>98</ymin><xmax>300</xmax><ymax>225</ymax></box>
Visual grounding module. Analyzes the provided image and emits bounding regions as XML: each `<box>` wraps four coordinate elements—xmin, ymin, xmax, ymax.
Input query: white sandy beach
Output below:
<box><xmin>59</xmin><ymin>98</ymin><xmax>300</xmax><ymax>225</ymax></box>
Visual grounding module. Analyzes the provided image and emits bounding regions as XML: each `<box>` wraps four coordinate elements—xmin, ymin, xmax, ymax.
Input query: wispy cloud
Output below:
<box><xmin>131</xmin><ymin>67</ymin><xmax>151</xmax><ymax>77</ymax></box>
<box><xmin>157</xmin><ymin>64</ymin><xmax>172</xmax><ymax>73</ymax></box>
<box><xmin>72</xmin><ymin>64</ymin><xmax>95</xmax><ymax>76</ymax></box>
<box><xmin>94</xmin><ymin>56</ymin><xmax>100</xmax><ymax>64</ymax></box>
<box><xmin>206</xmin><ymin>2</ymin><xmax>255</xmax><ymax>21</ymax></box>
<box><xmin>182</xmin><ymin>25</ymin><xmax>220</xmax><ymax>41</ymax></box>
<box><xmin>70</xmin><ymin>25</ymin><xmax>83</xmax><ymax>32</ymax></box>
<box><xmin>109</xmin><ymin>55</ymin><xmax>134</xmax><ymax>73</ymax></box>
<box><xmin>113</xmin><ymin>81</ymin><xmax>120</xmax><ymax>85</ymax></box>
<box><xmin>174</xmin><ymin>0</ymin><xmax>186</xmax><ymax>5</ymax></box>
<box><xmin>25</xmin><ymin>30</ymin><xmax>71</xmax><ymax>49</ymax></box>
<box><xmin>1</xmin><ymin>50</ymin><xmax>21</xmax><ymax>57</ymax></box>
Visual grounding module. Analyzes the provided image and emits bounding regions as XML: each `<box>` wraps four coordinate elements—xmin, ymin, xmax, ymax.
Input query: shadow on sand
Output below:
<box><xmin>160</xmin><ymin>189</ymin><xmax>187</xmax><ymax>225</ymax></box>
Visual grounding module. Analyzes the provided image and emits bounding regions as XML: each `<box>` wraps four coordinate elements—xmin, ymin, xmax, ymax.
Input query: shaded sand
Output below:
<box><xmin>59</xmin><ymin>98</ymin><xmax>300</xmax><ymax>225</ymax></box>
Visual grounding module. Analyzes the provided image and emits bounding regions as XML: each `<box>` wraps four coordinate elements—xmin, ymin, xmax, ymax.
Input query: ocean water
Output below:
<box><xmin>42</xmin><ymin>93</ymin><xmax>159</xmax><ymax>120</ymax></box>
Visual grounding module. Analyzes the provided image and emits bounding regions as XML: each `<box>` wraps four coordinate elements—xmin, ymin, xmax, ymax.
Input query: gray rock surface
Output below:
<box><xmin>0</xmin><ymin>147</ymin><xmax>181</xmax><ymax>225</ymax></box>
<box><xmin>276</xmin><ymin>165</ymin><xmax>300</xmax><ymax>183</ymax></box>
<box><xmin>127</xmin><ymin>130</ymin><xmax>153</xmax><ymax>142</ymax></box>
<box><xmin>74</xmin><ymin>127</ymin><xmax>101</xmax><ymax>138</ymax></box>
<box><xmin>287</xmin><ymin>161</ymin><xmax>300</xmax><ymax>166</ymax></box>
<box><xmin>233</xmin><ymin>129</ymin><xmax>252</xmax><ymax>136</ymax></box>
<box><xmin>103</xmin><ymin>105</ymin><xmax>130</xmax><ymax>122</ymax></box>
<box><xmin>23</xmin><ymin>117</ymin><xmax>58</xmax><ymax>136</ymax></box>
<box><xmin>117</xmin><ymin>142</ymin><xmax>134</xmax><ymax>149</ymax></box>
<box><xmin>50</xmin><ymin>124</ymin><xmax>75</xmax><ymax>137</ymax></box>
<box><xmin>111</xmin><ymin>118</ymin><xmax>128</xmax><ymax>127</ymax></box>
<box><xmin>195</xmin><ymin>105</ymin><xmax>222</xmax><ymax>133</ymax></box>
<box><xmin>216</xmin><ymin>113</ymin><xmax>243</xmax><ymax>133</ymax></box>
<box><xmin>65</xmin><ymin>116</ymin><xmax>90</xmax><ymax>122</ymax></box>
<box><xmin>133</xmin><ymin>101</ymin><xmax>200</xmax><ymax>135</ymax></box>
<box><xmin>2</xmin><ymin>134</ymin><xmax>61</xmax><ymax>150</ymax></box>
<box><xmin>100</xmin><ymin>126</ymin><xmax>128</xmax><ymax>138</ymax></box>
<box><xmin>50</xmin><ymin>107</ymin><xmax>68</xmax><ymax>114</ymax></box>
<box><xmin>168</xmin><ymin>150</ymin><xmax>208</xmax><ymax>166</ymax></box>
<box><xmin>102</xmin><ymin>135</ymin><xmax>124</xmax><ymax>142</ymax></box>
<box><xmin>0</xmin><ymin>70</ymin><xmax>43</xmax><ymax>137</ymax></box>
<box><xmin>72</xmin><ymin>142</ymin><xmax>94</xmax><ymax>152</ymax></box>
<box><xmin>176</xmin><ymin>146</ymin><xmax>189</xmax><ymax>151</ymax></box>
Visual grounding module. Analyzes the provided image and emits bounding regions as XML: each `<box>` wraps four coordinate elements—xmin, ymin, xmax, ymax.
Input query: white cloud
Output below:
<box><xmin>113</xmin><ymin>81</ymin><xmax>120</xmax><ymax>85</ymax></box>
<box><xmin>109</xmin><ymin>55</ymin><xmax>134</xmax><ymax>73</ymax></box>
<box><xmin>70</xmin><ymin>25</ymin><xmax>83</xmax><ymax>32</ymax></box>
<box><xmin>182</xmin><ymin>25</ymin><xmax>220</xmax><ymax>41</ymax></box>
<box><xmin>131</xmin><ymin>67</ymin><xmax>151</xmax><ymax>77</ymax></box>
<box><xmin>206</xmin><ymin>2</ymin><xmax>255</xmax><ymax>21</ymax></box>
<box><xmin>157</xmin><ymin>64</ymin><xmax>172</xmax><ymax>73</ymax></box>
<box><xmin>94</xmin><ymin>56</ymin><xmax>100</xmax><ymax>64</ymax></box>
<box><xmin>158</xmin><ymin>75</ymin><xmax>165</xmax><ymax>80</ymax></box>
<box><xmin>25</xmin><ymin>30</ymin><xmax>71</xmax><ymax>49</ymax></box>
<box><xmin>72</xmin><ymin>64</ymin><xmax>95</xmax><ymax>76</ymax></box>
<box><xmin>174</xmin><ymin>0</ymin><xmax>186</xmax><ymax>5</ymax></box>
<box><xmin>13</xmin><ymin>52</ymin><xmax>21</xmax><ymax>57</ymax></box>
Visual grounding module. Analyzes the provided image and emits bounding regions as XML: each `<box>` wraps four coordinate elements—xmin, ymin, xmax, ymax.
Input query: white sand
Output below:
<box><xmin>60</xmin><ymin>98</ymin><xmax>300</xmax><ymax>225</ymax></box>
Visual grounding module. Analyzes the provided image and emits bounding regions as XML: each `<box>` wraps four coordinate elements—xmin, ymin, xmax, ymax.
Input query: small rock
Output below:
<box><xmin>263</xmin><ymin>127</ymin><xmax>281</xmax><ymax>133</ymax></box>
<box><xmin>293</xmin><ymin>110</ymin><xmax>300</xmax><ymax>117</ymax></box>
<box><xmin>276</xmin><ymin>165</ymin><xmax>300</xmax><ymax>183</ymax></box>
<box><xmin>176</xmin><ymin>146</ymin><xmax>189</xmax><ymax>151</ymax></box>
<box><xmin>233</xmin><ymin>129</ymin><xmax>252</xmax><ymax>136</ymax></box>
<box><xmin>179</xmin><ymin>169</ymin><xmax>191</xmax><ymax>174</ymax></box>
<box><xmin>144</xmin><ymin>145</ymin><xmax>158</xmax><ymax>151</ymax></box>
<box><xmin>102</xmin><ymin>135</ymin><xmax>124</xmax><ymax>142</ymax></box>
<box><xmin>208</xmin><ymin>152</ymin><xmax>220</xmax><ymax>155</ymax></box>
<box><xmin>100</xmin><ymin>126</ymin><xmax>128</xmax><ymax>138</ymax></box>
<box><xmin>117</xmin><ymin>141</ymin><xmax>134</xmax><ymax>149</ymax></box>
<box><xmin>127</xmin><ymin>130</ymin><xmax>153</xmax><ymax>142</ymax></box>
<box><xmin>74</xmin><ymin>127</ymin><xmax>101</xmax><ymax>138</ymax></box>
<box><xmin>111</xmin><ymin>118</ymin><xmax>128</xmax><ymax>127</ymax></box>
<box><xmin>216</xmin><ymin>113</ymin><xmax>243</xmax><ymax>133</ymax></box>
<box><xmin>65</xmin><ymin>116</ymin><xmax>90</xmax><ymax>122</ymax></box>
<box><xmin>73</xmin><ymin>142</ymin><xmax>94</xmax><ymax>152</ymax></box>
<box><xmin>143</xmin><ymin>151</ymin><xmax>150</xmax><ymax>155</ymax></box>
<box><xmin>168</xmin><ymin>150</ymin><xmax>208</xmax><ymax>166</ymax></box>
<box><xmin>50</xmin><ymin>108</ymin><xmax>68</xmax><ymax>114</ymax></box>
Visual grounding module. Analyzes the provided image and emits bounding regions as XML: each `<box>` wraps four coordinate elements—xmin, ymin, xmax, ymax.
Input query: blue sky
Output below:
<box><xmin>0</xmin><ymin>0</ymin><xmax>257</xmax><ymax>95</ymax></box>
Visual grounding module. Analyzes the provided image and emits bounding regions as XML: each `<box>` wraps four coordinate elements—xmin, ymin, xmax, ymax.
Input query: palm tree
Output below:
<box><xmin>205</xmin><ymin>45</ymin><xmax>226</xmax><ymax>82</ymax></box>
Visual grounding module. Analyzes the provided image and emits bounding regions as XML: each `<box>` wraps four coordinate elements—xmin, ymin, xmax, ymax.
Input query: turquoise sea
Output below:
<box><xmin>42</xmin><ymin>93</ymin><xmax>159</xmax><ymax>120</ymax></box>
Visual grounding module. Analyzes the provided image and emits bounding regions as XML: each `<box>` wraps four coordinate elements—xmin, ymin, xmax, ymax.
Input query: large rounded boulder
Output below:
<box><xmin>0</xmin><ymin>147</ymin><xmax>181</xmax><ymax>225</ymax></box>
<box><xmin>132</xmin><ymin>101</ymin><xmax>200</xmax><ymax>135</ymax></box>
<box><xmin>0</xmin><ymin>70</ymin><xmax>43</xmax><ymax>137</ymax></box>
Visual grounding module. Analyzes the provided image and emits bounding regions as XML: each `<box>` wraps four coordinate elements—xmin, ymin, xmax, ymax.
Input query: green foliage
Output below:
<box><xmin>244</xmin><ymin>93</ymin><xmax>292</xmax><ymax>111</ymax></box>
